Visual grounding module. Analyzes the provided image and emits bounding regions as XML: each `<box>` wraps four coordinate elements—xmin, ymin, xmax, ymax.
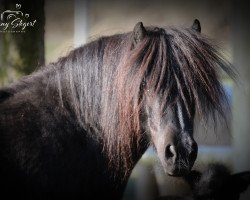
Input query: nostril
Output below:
<box><xmin>165</xmin><ymin>145</ymin><xmax>175</xmax><ymax>159</ymax></box>
<box><xmin>189</xmin><ymin>149</ymin><xmax>197</xmax><ymax>159</ymax></box>
<box><xmin>192</xmin><ymin>141</ymin><xmax>198</xmax><ymax>149</ymax></box>
<box><xmin>192</xmin><ymin>142</ymin><xmax>198</xmax><ymax>152</ymax></box>
<box><xmin>189</xmin><ymin>142</ymin><xmax>198</xmax><ymax>159</ymax></box>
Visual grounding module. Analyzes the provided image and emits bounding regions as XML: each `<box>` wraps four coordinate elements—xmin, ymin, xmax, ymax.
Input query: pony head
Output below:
<box><xmin>101</xmin><ymin>20</ymin><xmax>235</xmax><ymax>178</ymax></box>
<box><xmin>115</xmin><ymin>20</ymin><xmax>234</xmax><ymax>176</ymax></box>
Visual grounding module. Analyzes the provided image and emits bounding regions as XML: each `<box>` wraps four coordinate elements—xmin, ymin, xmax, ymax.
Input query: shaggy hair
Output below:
<box><xmin>0</xmin><ymin>25</ymin><xmax>235</xmax><ymax>179</ymax></box>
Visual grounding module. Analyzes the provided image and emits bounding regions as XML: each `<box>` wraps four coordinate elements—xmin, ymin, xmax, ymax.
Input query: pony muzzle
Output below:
<box><xmin>164</xmin><ymin>141</ymin><xmax>198</xmax><ymax>177</ymax></box>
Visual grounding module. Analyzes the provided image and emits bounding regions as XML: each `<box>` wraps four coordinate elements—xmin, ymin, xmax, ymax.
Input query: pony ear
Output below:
<box><xmin>132</xmin><ymin>22</ymin><xmax>147</xmax><ymax>47</ymax></box>
<box><xmin>191</xmin><ymin>19</ymin><xmax>201</xmax><ymax>33</ymax></box>
<box><xmin>230</xmin><ymin>171</ymin><xmax>250</xmax><ymax>193</ymax></box>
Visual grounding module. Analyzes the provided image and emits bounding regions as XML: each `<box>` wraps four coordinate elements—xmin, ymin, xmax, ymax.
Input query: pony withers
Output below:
<box><xmin>0</xmin><ymin>20</ymin><xmax>235</xmax><ymax>199</ymax></box>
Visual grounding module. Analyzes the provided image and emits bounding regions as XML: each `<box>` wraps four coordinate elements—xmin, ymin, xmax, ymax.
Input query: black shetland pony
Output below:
<box><xmin>0</xmin><ymin>20</ymin><xmax>234</xmax><ymax>199</ymax></box>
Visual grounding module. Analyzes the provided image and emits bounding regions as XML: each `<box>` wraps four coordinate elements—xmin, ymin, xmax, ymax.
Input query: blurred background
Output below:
<box><xmin>0</xmin><ymin>0</ymin><xmax>250</xmax><ymax>199</ymax></box>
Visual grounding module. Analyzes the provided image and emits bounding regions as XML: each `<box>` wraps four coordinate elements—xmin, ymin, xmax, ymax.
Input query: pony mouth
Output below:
<box><xmin>168</xmin><ymin>172</ymin><xmax>190</xmax><ymax>177</ymax></box>
<box><xmin>166</xmin><ymin>168</ymin><xmax>191</xmax><ymax>177</ymax></box>
<box><xmin>167</xmin><ymin>172</ymin><xmax>184</xmax><ymax>177</ymax></box>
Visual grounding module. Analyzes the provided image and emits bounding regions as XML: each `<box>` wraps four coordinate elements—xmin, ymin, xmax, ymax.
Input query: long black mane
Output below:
<box><xmin>0</xmin><ymin>25</ymin><xmax>235</xmax><ymax>179</ymax></box>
